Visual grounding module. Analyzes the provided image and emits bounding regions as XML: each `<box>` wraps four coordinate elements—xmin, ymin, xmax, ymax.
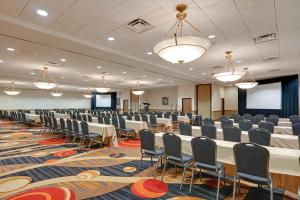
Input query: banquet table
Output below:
<box><xmin>155</xmin><ymin>132</ymin><xmax>300</xmax><ymax>176</ymax></box>
<box><xmin>177</xmin><ymin>116</ymin><xmax>190</xmax><ymax>123</ymax></box>
<box><xmin>25</xmin><ymin>113</ymin><xmax>40</xmax><ymax>123</ymax></box>
<box><xmin>125</xmin><ymin>120</ymin><xmax>148</xmax><ymax>132</ymax></box>
<box><xmin>191</xmin><ymin>126</ymin><xmax>298</xmax><ymax>149</ymax></box>
<box><xmin>54</xmin><ymin>113</ymin><xmax>70</xmax><ymax>119</ymax></box>
<box><xmin>215</xmin><ymin>121</ymin><xmax>292</xmax><ymax>135</ymax></box>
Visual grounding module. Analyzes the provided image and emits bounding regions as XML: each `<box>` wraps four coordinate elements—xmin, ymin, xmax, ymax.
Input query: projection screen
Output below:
<box><xmin>96</xmin><ymin>94</ymin><xmax>111</xmax><ymax>107</ymax></box>
<box><xmin>246</xmin><ymin>82</ymin><xmax>282</xmax><ymax>109</ymax></box>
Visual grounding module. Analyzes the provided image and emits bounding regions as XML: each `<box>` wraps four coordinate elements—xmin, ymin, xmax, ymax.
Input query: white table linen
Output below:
<box><xmin>25</xmin><ymin>113</ymin><xmax>40</xmax><ymax>123</ymax></box>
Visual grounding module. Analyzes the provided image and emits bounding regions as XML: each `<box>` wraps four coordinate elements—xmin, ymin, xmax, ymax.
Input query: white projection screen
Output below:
<box><xmin>96</xmin><ymin>94</ymin><xmax>111</xmax><ymax>107</ymax></box>
<box><xmin>246</xmin><ymin>82</ymin><xmax>282</xmax><ymax>109</ymax></box>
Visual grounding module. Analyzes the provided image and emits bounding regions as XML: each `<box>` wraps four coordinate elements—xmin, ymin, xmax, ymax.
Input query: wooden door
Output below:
<box><xmin>130</xmin><ymin>92</ymin><xmax>140</xmax><ymax>112</ymax></box>
<box><xmin>182</xmin><ymin>98</ymin><xmax>192</xmax><ymax>113</ymax></box>
<box><xmin>123</xmin><ymin>100</ymin><xmax>128</xmax><ymax>112</ymax></box>
<box><xmin>197</xmin><ymin>84</ymin><xmax>211</xmax><ymax>118</ymax></box>
<box><xmin>221</xmin><ymin>98</ymin><xmax>225</xmax><ymax>115</ymax></box>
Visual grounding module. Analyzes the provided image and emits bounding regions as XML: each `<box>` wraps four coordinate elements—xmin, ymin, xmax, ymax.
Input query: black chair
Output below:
<box><xmin>223</xmin><ymin>125</ymin><xmax>241</xmax><ymax>142</ymax></box>
<box><xmin>138</xmin><ymin>129</ymin><xmax>164</xmax><ymax>179</ymax></box>
<box><xmin>298</xmin><ymin>134</ymin><xmax>300</xmax><ymax>149</ymax></box>
<box><xmin>249</xmin><ymin>128</ymin><xmax>271</xmax><ymax>146</ymax></box>
<box><xmin>65</xmin><ymin>119</ymin><xmax>75</xmax><ymax>143</ymax></box>
<box><xmin>238</xmin><ymin>119</ymin><xmax>253</xmax><ymax>131</ymax></box>
<box><xmin>203</xmin><ymin>117</ymin><xmax>214</xmax><ymax>125</ymax></box>
<box><xmin>104</xmin><ymin>117</ymin><xmax>110</xmax><ymax>125</ymax></box>
<box><xmin>171</xmin><ymin>114</ymin><xmax>179</xmax><ymax>130</ymax></box>
<box><xmin>243</xmin><ymin>113</ymin><xmax>252</xmax><ymax>120</ymax></box>
<box><xmin>164</xmin><ymin>113</ymin><xmax>170</xmax><ymax>118</ymax></box>
<box><xmin>269</xmin><ymin>114</ymin><xmax>279</xmax><ymax>120</ymax></box>
<box><xmin>201</xmin><ymin>124</ymin><xmax>216</xmax><ymax>139</ymax></box>
<box><xmin>221</xmin><ymin>118</ymin><xmax>233</xmax><ymax>128</ymax></box>
<box><xmin>112</xmin><ymin>116</ymin><xmax>120</xmax><ymax>136</ymax></box>
<box><xmin>220</xmin><ymin>115</ymin><xmax>229</xmax><ymax>121</ymax></box>
<box><xmin>186</xmin><ymin>112</ymin><xmax>193</xmax><ymax>121</ymax></box>
<box><xmin>141</xmin><ymin>115</ymin><xmax>148</xmax><ymax>123</ymax></box>
<box><xmin>189</xmin><ymin>137</ymin><xmax>224</xmax><ymax>199</ymax></box>
<box><xmin>82</xmin><ymin>114</ymin><xmax>87</xmax><ymax>122</ymax></box>
<box><xmin>161</xmin><ymin>133</ymin><xmax>192</xmax><ymax>190</ymax></box>
<box><xmin>98</xmin><ymin>116</ymin><xmax>103</xmax><ymax>124</ymax></box>
<box><xmin>134</xmin><ymin>114</ymin><xmax>141</xmax><ymax>121</ymax></box>
<box><xmin>149</xmin><ymin>115</ymin><xmax>160</xmax><ymax>133</ymax></box>
<box><xmin>59</xmin><ymin>118</ymin><xmax>68</xmax><ymax>135</ymax></box>
<box><xmin>179</xmin><ymin>123</ymin><xmax>192</xmax><ymax>136</ymax></box>
<box><xmin>77</xmin><ymin>114</ymin><xmax>82</xmax><ymax>121</ymax></box>
<box><xmin>232</xmin><ymin>143</ymin><xmax>273</xmax><ymax>200</ymax></box>
<box><xmin>180</xmin><ymin>112</ymin><xmax>185</xmax><ymax>116</ymax></box>
<box><xmin>289</xmin><ymin>115</ymin><xmax>298</xmax><ymax>122</ymax></box>
<box><xmin>292</xmin><ymin>123</ymin><xmax>300</xmax><ymax>135</ymax></box>
<box><xmin>157</xmin><ymin>112</ymin><xmax>163</xmax><ymax>118</ymax></box>
<box><xmin>80</xmin><ymin>121</ymin><xmax>102</xmax><ymax>151</ymax></box>
<box><xmin>251</xmin><ymin>116</ymin><xmax>262</xmax><ymax>125</ymax></box>
<box><xmin>291</xmin><ymin>117</ymin><xmax>300</xmax><ymax>125</ymax></box>
<box><xmin>119</xmin><ymin>117</ymin><xmax>135</xmax><ymax>139</ymax></box>
<box><xmin>72</xmin><ymin>120</ymin><xmax>83</xmax><ymax>144</ymax></box>
<box><xmin>127</xmin><ymin>114</ymin><xmax>133</xmax><ymax>120</ymax></box>
<box><xmin>258</xmin><ymin>121</ymin><xmax>274</xmax><ymax>133</ymax></box>
<box><xmin>266</xmin><ymin>117</ymin><xmax>279</xmax><ymax>126</ymax></box>
<box><xmin>233</xmin><ymin>115</ymin><xmax>243</xmax><ymax>123</ymax></box>
<box><xmin>88</xmin><ymin>115</ymin><xmax>93</xmax><ymax>122</ymax></box>
<box><xmin>193</xmin><ymin>115</ymin><xmax>202</xmax><ymax>126</ymax></box>
<box><xmin>255</xmin><ymin>114</ymin><xmax>265</xmax><ymax>121</ymax></box>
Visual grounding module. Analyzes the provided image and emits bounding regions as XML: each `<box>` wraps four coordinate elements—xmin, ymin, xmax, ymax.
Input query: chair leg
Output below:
<box><xmin>189</xmin><ymin>167</ymin><xmax>195</xmax><ymax>193</ymax></box>
<box><xmin>180</xmin><ymin>164</ymin><xmax>188</xmax><ymax>191</ymax></box>
<box><xmin>232</xmin><ymin>176</ymin><xmax>237</xmax><ymax>200</ymax></box>
<box><xmin>88</xmin><ymin>140</ymin><xmax>93</xmax><ymax>151</ymax></box>
<box><xmin>150</xmin><ymin>156</ymin><xmax>153</xmax><ymax>167</ymax></box>
<box><xmin>269</xmin><ymin>180</ymin><xmax>273</xmax><ymax>200</ymax></box>
<box><xmin>154</xmin><ymin>156</ymin><xmax>161</xmax><ymax>179</ymax></box>
<box><xmin>216</xmin><ymin>172</ymin><xmax>221</xmax><ymax>200</ymax></box>
<box><xmin>161</xmin><ymin>161</ymin><xmax>167</xmax><ymax>181</ymax></box>
<box><xmin>137</xmin><ymin>154</ymin><xmax>143</xmax><ymax>172</ymax></box>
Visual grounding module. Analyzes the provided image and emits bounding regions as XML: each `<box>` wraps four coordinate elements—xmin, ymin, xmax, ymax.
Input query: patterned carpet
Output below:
<box><xmin>0</xmin><ymin>120</ymin><xmax>287</xmax><ymax>200</ymax></box>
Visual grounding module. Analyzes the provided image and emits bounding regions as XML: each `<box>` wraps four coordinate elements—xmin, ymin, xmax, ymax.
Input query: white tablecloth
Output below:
<box><xmin>155</xmin><ymin>132</ymin><xmax>300</xmax><ymax>176</ymax></box>
<box><xmin>54</xmin><ymin>113</ymin><xmax>70</xmax><ymax>119</ymax></box>
<box><xmin>125</xmin><ymin>120</ymin><xmax>148</xmax><ymax>132</ymax></box>
<box><xmin>177</xmin><ymin>116</ymin><xmax>190</xmax><ymax>123</ymax></box>
<box><xmin>25</xmin><ymin>113</ymin><xmax>40</xmax><ymax>123</ymax></box>
<box><xmin>215</xmin><ymin>121</ymin><xmax>292</xmax><ymax>135</ymax></box>
<box><xmin>191</xmin><ymin>126</ymin><xmax>298</xmax><ymax>149</ymax></box>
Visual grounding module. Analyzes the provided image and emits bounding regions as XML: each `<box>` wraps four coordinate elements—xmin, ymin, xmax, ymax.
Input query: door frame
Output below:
<box><xmin>182</xmin><ymin>97</ymin><xmax>192</xmax><ymax>113</ymax></box>
<box><xmin>123</xmin><ymin>99</ymin><xmax>128</xmax><ymax>112</ymax></box>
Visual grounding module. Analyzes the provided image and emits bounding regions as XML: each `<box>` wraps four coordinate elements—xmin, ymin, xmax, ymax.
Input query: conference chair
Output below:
<box><xmin>138</xmin><ymin>129</ymin><xmax>164</xmax><ymax>179</ymax></box>
<box><xmin>186</xmin><ymin>112</ymin><xmax>193</xmax><ymax>121</ymax></box>
<box><xmin>65</xmin><ymin>119</ymin><xmax>75</xmax><ymax>143</ymax></box>
<box><xmin>119</xmin><ymin>117</ymin><xmax>135</xmax><ymax>139</ymax></box>
<box><xmin>127</xmin><ymin>114</ymin><xmax>133</xmax><ymax>120</ymax></box>
<box><xmin>82</xmin><ymin>114</ymin><xmax>87</xmax><ymax>122</ymax></box>
<box><xmin>72</xmin><ymin>120</ymin><xmax>83</xmax><ymax>144</ymax></box>
<box><xmin>291</xmin><ymin>118</ymin><xmax>300</xmax><ymax>125</ymax></box>
<box><xmin>141</xmin><ymin>115</ymin><xmax>148</xmax><ymax>124</ymax></box>
<box><xmin>59</xmin><ymin>118</ymin><xmax>68</xmax><ymax>137</ymax></box>
<box><xmin>104</xmin><ymin>117</ymin><xmax>110</xmax><ymax>125</ymax></box>
<box><xmin>171</xmin><ymin>113</ymin><xmax>180</xmax><ymax>130</ymax></box>
<box><xmin>248</xmin><ymin>128</ymin><xmax>271</xmax><ymax>146</ymax></box>
<box><xmin>258</xmin><ymin>121</ymin><xmax>274</xmax><ymax>133</ymax></box>
<box><xmin>164</xmin><ymin>113</ymin><xmax>170</xmax><ymax>118</ymax></box>
<box><xmin>193</xmin><ymin>115</ymin><xmax>202</xmax><ymax>126</ymax></box>
<box><xmin>233</xmin><ymin>114</ymin><xmax>243</xmax><ymax>123</ymax></box>
<box><xmin>201</xmin><ymin>124</ymin><xmax>217</xmax><ymax>139</ymax></box>
<box><xmin>221</xmin><ymin>118</ymin><xmax>233</xmax><ymax>128</ymax></box>
<box><xmin>161</xmin><ymin>133</ymin><xmax>193</xmax><ymax>190</ymax></box>
<box><xmin>157</xmin><ymin>112</ymin><xmax>163</xmax><ymax>118</ymax></box>
<box><xmin>149</xmin><ymin>115</ymin><xmax>161</xmax><ymax>133</ymax></box>
<box><xmin>223</xmin><ymin>126</ymin><xmax>241</xmax><ymax>142</ymax></box>
<box><xmin>180</xmin><ymin>112</ymin><xmax>185</xmax><ymax>116</ymax></box>
<box><xmin>232</xmin><ymin>143</ymin><xmax>273</xmax><ymax>200</ymax></box>
<box><xmin>77</xmin><ymin>114</ymin><xmax>82</xmax><ymax>121</ymax></box>
<box><xmin>203</xmin><ymin>117</ymin><xmax>214</xmax><ymax>125</ymax></box>
<box><xmin>243</xmin><ymin>113</ymin><xmax>252</xmax><ymax>120</ymax></box>
<box><xmin>269</xmin><ymin>114</ymin><xmax>279</xmax><ymax>120</ymax></box>
<box><xmin>111</xmin><ymin>116</ymin><xmax>120</xmax><ymax>137</ymax></box>
<box><xmin>266</xmin><ymin>117</ymin><xmax>279</xmax><ymax>126</ymax></box>
<box><xmin>252</xmin><ymin>116</ymin><xmax>262</xmax><ymax>125</ymax></box>
<box><xmin>179</xmin><ymin>123</ymin><xmax>192</xmax><ymax>136</ymax></box>
<box><xmin>220</xmin><ymin>115</ymin><xmax>229</xmax><ymax>121</ymax></box>
<box><xmin>289</xmin><ymin>115</ymin><xmax>298</xmax><ymax>122</ymax></box>
<box><xmin>189</xmin><ymin>137</ymin><xmax>224</xmax><ymax>200</ymax></box>
<box><xmin>88</xmin><ymin>115</ymin><xmax>93</xmax><ymax>122</ymax></box>
<box><xmin>79</xmin><ymin>121</ymin><xmax>102</xmax><ymax>151</ymax></box>
<box><xmin>239</xmin><ymin>119</ymin><xmax>253</xmax><ymax>131</ymax></box>
<box><xmin>134</xmin><ymin>114</ymin><xmax>141</xmax><ymax>121</ymax></box>
<box><xmin>292</xmin><ymin>123</ymin><xmax>300</xmax><ymax>135</ymax></box>
<box><xmin>98</xmin><ymin>116</ymin><xmax>104</xmax><ymax>124</ymax></box>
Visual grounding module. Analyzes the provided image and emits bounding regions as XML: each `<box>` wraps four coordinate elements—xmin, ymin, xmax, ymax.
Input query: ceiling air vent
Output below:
<box><xmin>253</xmin><ymin>33</ymin><xmax>276</xmax><ymax>44</ymax></box>
<box><xmin>268</xmin><ymin>69</ymin><xmax>280</xmax><ymax>72</ymax></box>
<box><xmin>125</xmin><ymin>18</ymin><xmax>153</xmax><ymax>33</ymax></box>
<box><xmin>263</xmin><ymin>57</ymin><xmax>279</xmax><ymax>63</ymax></box>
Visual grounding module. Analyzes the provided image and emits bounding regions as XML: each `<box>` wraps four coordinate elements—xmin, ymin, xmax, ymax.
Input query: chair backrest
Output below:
<box><xmin>179</xmin><ymin>123</ymin><xmax>192</xmax><ymax>136</ymax></box>
<box><xmin>139</xmin><ymin>129</ymin><xmax>155</xmax><ymax>153</ymax></box>
<box><xmin>203</xmin><ymin>118</ymin><xmax>214</xmax><ymax>125</ymax></box>
<box><xmin>164</xmin><ymin>113</ymin><xmax>170</xmax><ymax>118</ymax></box>
<box><xmin>233</xmin><ymin>143</ymin><xmax>270</xmax><ymax>180</ymax></box>
<box><xmin>193</xmin><ymin>115</ymin><xmax>202</xmax><ymax>126</ymax></box>
<box><xmin>127</xmin><ymin>114</ymin><xmax>133</xmax><ymax>120</ymax></box>
<box><xmin>186</xmin><ymin>112</ymin><xmax>192</xmax><ymax>120</ymax></box>
<box><xmin>266</xmin><ymin>117</ymin><xmax>279</xmax><ymax>126</ymax></box>
<box><xmin>248</xmin><ymin>128</ymin><xmax>271</xmax><ymax>146</ymax></box>
<box><xmin>66</xmin><ymin>119</ymin><xmax>72</xmax><ymax>132</ymax></box>
<box><xmin>255</xmin><ymin>114</ymin><xmax>265</xmax><ymax>121</ymax></box>
<box><xmin>162</xmin><ymin>133</ymin><xmax>182</xmax><ymax>161</ymax></box>
<box><xmin>291</xmin><ymin>117</ymin><xmax>300</xmax><ymax>125</ymax></box>
<box><xmin>157</xmin><ymin>112</ymin><xmax>163</xmax><ymax>118</ymax></box>
<box><xmin>112</xmin><ymin>116</ymin><xmax>119</xmax><ymax>128</ymax></box>
<box><xmin>220</xmin><ymin>115</ymin><xmax>229</xmax><ymax>121</ymax></box>
<box><xmin>223</xmin><ymin>125</ymin><xmax>241</xmax><ymax>142</ymax></box>
<box><xmin>243</xmin><ymin>113</ymin><xmax>252</xmax><ymax>120</ymax></box>
<box><xmin>52</xmin><ymin>117</ymin><xmax>58</xmax><ymax>129</ymax></box>
<box><xmin>88</xmin><ymin>115</ymin><xmax>92</xmax><ymax>122</ymax></box>
<box><xmin>119</xmin><ymin>117</ymin><xmax>126</xmax><ymax>129</ymax></box>
<box><xmin>191</xmin><ymin>136</ymin><xmax>217</xmax><ymax>168</ymax></box>
<box><xmin>239</xmin><ymin>119</ymin><xmax>253</xmax><ymax>131</ymax></box>
<box><xmin>201</xmin><ymin>124</ymin><xmax>216</xmax><ymax>139</ymax></box>
<box><xmin>180</xmin><ymin>112</ymin><xmax>185</xmax><ymax>116</ymax></box>
<box><xmin>104</xmin><ymin>117</ymin><xmax>110</xmax><ymax>125</ymax></box>
<box><xmin>72</xmin><ymin>120</ymin><xmax>79</xmax><ymax>134</ymax></box>
<box><xmin>150</xmin><ymin>115</ymin><xmax>157</xmax><ymax>125</ymax></box>
<box><xmin>59</xmin><ymin>118</ymin><xmax>65</xmax><ymax>130</ymax></box>
<box><xmin>258</xmin><ymin>121</ymin><xmax>274</xmax><ymax>133</ymax></box>
<box><xmin>298</xmin><ymin>134</ymin><xmax>300</xmax><ymax>150</ymax></box>
<box><xmin>292</xmin><ymin>123</ymin><xmax>300</xmax><ymax>135</ymax></box>
<box><xmin>269</xmin><ymin>114</ymin><xmax>279</xmax><ymax>120</ymax></box>
<box><xmin>134</xmin><ymin>114</ymin><xmax>141</xmax><ymax>121</ymax></box>
<box><xmin>252</xmin><ymin>116</ymin><xmax>262</xmax><ymax>125</ymax></box>
<box><xmin>234</xmin><ymin>114</ymin><xmax>243</xmax><ymax>123</ymax></box>
<box><xmin>221</xmin><ymin>119</ymin><xmax>233</xmax><ymax>128</ymax></box>
<box><xmin>141</xmin><ymin>115</ymin><xmax>148</xmax><ymax>123</ymax></box>
<box><xmin>80</xmin><ymin>121</ymin><xmax>89</xmax><ymax>136</ymax></box>
<box><xmin>171</xmin><ymin>113</ymin><xmax>178</xmax><ymax>122</ymax></box>
<box><xmin>77</xmin><ymin>114</ymin><xmax>82</xmax><ymax>121</ymax></box>
<box><xmin>98</xmin><ymin>116</ymin><xmax>103</xmax><ymax>124</ymax></box>
<box><xmin>289</xmin><ymin>115</ymin><xmax>298</xmax><ymax>122</ymax></box>
<box><xmin>82</xmin><ymin>114</ymin><xmax>87</xmax><ymax>121</ymax></box>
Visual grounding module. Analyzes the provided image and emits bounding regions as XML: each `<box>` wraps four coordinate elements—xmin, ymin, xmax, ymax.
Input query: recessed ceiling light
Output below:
<box><xmin>107</xmin><ymin>37</ymin><xmax>115</xmax><ymax>41</ymax></box>
<box><xmin>36</xmin><ymin>9</ymin><xmax>48</xmax><ymax>16</ymax></box>
<box><xmin>84</xmin><ymin>79</ymin><xmax>88</xmax><ymax>82</ymax></box>
<box><xmin>142</xmin><ymin>75</ymin><xmax>147</xmax><ymax>78</ymax></box>
<box><xmin>208</xmin><ymin>34</ymin><xmax>216</xmax><ymax>39</ymax></box>
<box><xmin>158</xmin><ymin>78</ymin><xmax>162</xmax><ymax>81</ymax></box>
<box><xmin>237</xmin><ymin>60</ymin><xmax>242</xmax><ymax>64</ymax></box>
<box><xmin>76</xmin><ymin>72</ymin><xmax>80</xmax><ymax>74</ymax></box>
<box><xmin>0</xmin><ymin>60</ymin><xmax>4</xmax><ymax>63</ymax></box>
<box><xmin>6</xmin><ymin>47</ymin><xmax>15</xmax><ymax>52</ymax></box>
<box><xmin>170</xmin><ymin>80</ymin><xmax>174</xmax><ymax>83</ymax></box>
<box><xmin>30</xmin><ymin>72</ymin><xmax>35</xmax><ymax>75</ymax></box>
<box><xmin>189</xmin><ymin>68</ymin><xmax>194</xmax><ymax>71</ymax></box>
<box><xmin>121</xmin><ymin>78</ymin><xmax>124</xmax><ymax>81</ymax></box>
<box><xmin>61</xmin><ymin>76</ymin><xmax>64</xmax><ymax>79</ymax></box>
<box><xmin>97</xmin><ymin>66</ymin><xmax>102</xmax><ymax>69</ymax></box>
<box><xmin>147</xmin><ymin>52</ymin><xmax>153</xmax><ymax>55</ymax></box>
<box><xmin>202</xmin><ymin>72</ymin><xmax>206</xmax><ymax>75</ymax></box>
<box><xmin>103</xmin><ymin>72</ymin><xmax>109</xmax><ymax>75</ymax></box>
<box><xmin>122</xmin><ymin>71</ymin><xmax>127</xmax><ymax>74</ymax></box>
<box><xmin>60</xmin><ymin>58</ymin><xmax>66</xmax><ymax>62</ymax></box>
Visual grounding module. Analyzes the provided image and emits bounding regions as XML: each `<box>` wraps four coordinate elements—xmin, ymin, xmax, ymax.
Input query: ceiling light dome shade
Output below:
<box><xmin>51</xmin><ymin>92</ymin><xmax>63</xmax><ymax>97</ymax></box>
<box><xmin>84</xmin><ymin>94</ymin><xmax>93</xmax><ymax>98</ymax></box>
<box><xmin>153</xmin><ymin>36</ymin><xmax>210</xmax><ymax>64</ymax></box>
<box><xmin>235</xmin><ymin>82</ymin><xmax>258</xmax><ymax>89</ymax></box>
<box><xmin>96</xmin><ymin>87</ymin><xmax>111</xmax><ymax>93</ymax></box>
<box><xmin>213</xmin><ymin>71</ymin><xmax>242</xmax><ymax>82</ymax></box>
<box><xmin>33</xmin><ymin>67</ymin><xmax>57</xmax><ymax>89</ymax></box>
<box><xmin>4</xmin><ymin>82</ymin><xmax>21</xmax><ymax>95</ymax></box>
<box><xmin>34</xmin><ymin>82</ymin><xmax>57</xmax><ymax>89</ymax></box>
<box><xmin>132</xmin><ymin>89</ymin><xmax>144</xmax><ymax>95</ymax></box>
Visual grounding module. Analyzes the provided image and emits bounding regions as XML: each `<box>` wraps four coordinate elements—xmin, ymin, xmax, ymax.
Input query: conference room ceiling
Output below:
<box><xmin>0</xmin><ymin>0</ymin><xmax>299</xmax><ymax>91</ymax></box>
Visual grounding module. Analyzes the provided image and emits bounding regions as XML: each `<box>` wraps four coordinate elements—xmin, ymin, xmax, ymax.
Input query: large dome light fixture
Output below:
<box><xmin>51</xmin><ymin>86</ymin><xmax>63</xmax><ymax>97</ymax></box>
<box><xmin>131</xmin><ymin>81</ymin><xmax>144</xmax><ymax>96</ymax></box>
<box><xmin>33</xmin><ymin>67</ymin><xmax>57</xmax><ymax>89</ymax></box>
<box><xmin>213</xmin><ymin>51</ymin><xmax>242</xmax><ymax>82</ymax></box>
<box><xmin>96</xmin><ymin>76</ymin><xmax>111</xmax><ymax>93</ymax></box>
<box><xmin>235</xmin><ymin>68</ymin><xmax>258</xmax><ymax>89</ymax></box>
<box><xmin>153</xmin><ymin>4</ymin><xmax>210</xmax><ymax>64</ymax></box>
<box><xmin>4</xmin><ymin>81</ymin><xmax>21</xmax><ymax>95</ymax></box>
<box><xmin>83</xmin><ymin>88</ymin><xmax>93</xmax><ymax>98</ymax></box>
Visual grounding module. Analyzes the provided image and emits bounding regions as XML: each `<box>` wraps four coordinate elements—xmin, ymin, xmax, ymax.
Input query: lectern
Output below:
<box><xmin>143</xmin><ymin>103</ymin><xmax>151</xmax><ymax>112</ymax></box>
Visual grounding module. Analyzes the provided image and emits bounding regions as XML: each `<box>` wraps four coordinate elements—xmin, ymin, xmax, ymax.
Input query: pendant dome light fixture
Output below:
<box><xmin>4</xmin><ymin>81</ymin><xmax>21</xmax><ymax>95</ymax></box>
<box><xmin>131</xmin><ymin>81</ymin><xmax>144</xmax><ymax>96</ymax></box>
<box><xmin>153</xmin><ymin>4</ymin><xmax>210</xmax><ymax>64</ymax></box>
<box><xmin>96</xmin><ymin>76</ymin><xmax>111</xmax><ymax>93</ymax></box>
<box><xmin>213</xmin><ymin>51</ymin><xmax>242</xmax><ymax>82</ymax></box>
<box><xmin>51</xmin><ymin>86</ymin><xmax>63</xmax><ymax>97</ymax></box>
<box><xmin>33</xmin><ymin>67</ymin><xmax>57</xmax><ymax>89</ymax></box>
<box><xmin>83</xmin><ymin>88</ymin><xmax>93</xmax><ymax>98</ymax></box>
<box><xmin>235</xmin><ymin>68</ymin><xmax>258</xmax><ymax>89</ymax></box>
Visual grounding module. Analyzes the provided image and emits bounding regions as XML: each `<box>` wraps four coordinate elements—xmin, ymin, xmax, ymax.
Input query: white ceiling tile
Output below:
<box><xmin>0</xmin><ymin>0</ymin><xmax>29</xmax><ymax>17</ymax></box>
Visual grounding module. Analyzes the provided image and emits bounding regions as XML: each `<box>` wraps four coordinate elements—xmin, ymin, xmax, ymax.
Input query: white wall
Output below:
<box><xmin>224</xmin><ymin>86</ymin><xmax>238</xmax><ymax>110</ymax></box>
<box><xmin>0</xmin><ymin>88</ymin><xmax>90</xmax><ymax>110</ymax></box>
<box><xmin>143</xmin><ymin>86</ymin><xmax>178</xmax><ymax>110</ymax></box>
<box><xmin>177</xmin><ymin>84</ymin><xmax>196</xmax><ymax>112</ymax></box>
<box><xmin>211</xmin><ymin>83</ymin><xmax>224</xmax><ymax>111</ymax></box>
<box><xmin>118</xmin><ymin>89</ymin><xmax>131</xmax><ymax>110</ymax></box>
